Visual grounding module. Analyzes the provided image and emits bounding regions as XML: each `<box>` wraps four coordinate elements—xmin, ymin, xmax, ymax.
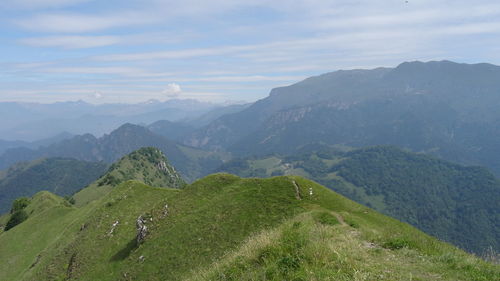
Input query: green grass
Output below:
<box><xmin>0</xmin><ymin>174</ymin><xmax>498</xmax><ymax>281</ymax></box>
<box><xmin>73</xmin><ymin>147</ymin><xmax>185</xmax><ymax>206</ymax></box>
<box><xmin>249</xmin><ymin>157</ymin><xmax>282</xmax><ymax>170</ymax></box>
<box><xmin>188</xmin><ymin>212</ymin><xmax>499</xmax><ymax>281</ymax></box>
<box><xmin>217</xmin><ymin>148</ymin><xmax>500</xmax><ymax>255</ymax></box>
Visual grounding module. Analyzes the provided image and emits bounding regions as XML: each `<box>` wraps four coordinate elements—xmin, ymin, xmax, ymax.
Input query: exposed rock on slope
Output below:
<box><xmin>73</xmin><ymin>147</ymin><xmax>185</xmax><ymax>206</ymax></box>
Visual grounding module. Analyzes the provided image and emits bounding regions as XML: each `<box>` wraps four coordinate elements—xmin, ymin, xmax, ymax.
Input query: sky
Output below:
<box><xmin>1</xmin><ymin>0</ymin><xmax>500</xmax><ymax>104</ymax></box>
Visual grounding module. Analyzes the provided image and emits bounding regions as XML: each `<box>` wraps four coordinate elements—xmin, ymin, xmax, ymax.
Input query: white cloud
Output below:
<box><xmin>4</xmin><ymin>0</ymin><xmax>500</xmax><ymax>104</ymax></box>
<box><xmin>92</xmin><ymin>90</ymin><xmax>102</xmax><ymax>99</ymax></box>
<box><xmin>41</xmin><ymin>66</ymin><xmax>144</xmax><ymax>75</ymax></box>
<box><xmin>20</xmin><ymin>35</ymin><xmax>120</xmax><ymax>49</ymax></box>
<box><xmin>14</xmin><ymin>12</ymin><xmax>158</xmax><ymax>33</ymax></box>
<box><xmin>162</xmin><ymin>83</ymin><xmax>182</xmax><ymax>98</ymax></box>
<box><xmin>0</xmin><ymin>0</ymin><xmax>91</xmax><ymax>9</ymax></box>
<box><xmin>93</xmin><ymin>44</ymin><xmax>259</xmax><ymax>61</ymax></box>
<box><xmin>19</xmin><ymin>32</ymin><xmax>194</xmax><ymax>49</ymax></box>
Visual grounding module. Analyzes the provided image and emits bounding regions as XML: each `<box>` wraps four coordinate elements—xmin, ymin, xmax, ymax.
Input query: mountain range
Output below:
<box><xmin>0</xmin><ymin>99</ymin><xmax>243</xmax><ymax>142</ymax></box>
<box><xmin>185</xmin><ymin>60</ymin><xmax>500</xmax><ymax>176</ymax></box>
<box><xmin>1</xmin><ymin>60</ymin><xmax>499</xmax><ymax>278</ymax></box>
<box><xmin>0</xmin><ymin>132</ymin><xmax>74</xmax><ymax>155</ymax></box>
<box><xmin>0</xmin><ymin>148</ymin><xmax>497</xmax><ymax>281</ymax></box>
<box><xmin>0</xmin><ymin>123</ymin><xmax>225</xmax><ymax>182</ymax></box>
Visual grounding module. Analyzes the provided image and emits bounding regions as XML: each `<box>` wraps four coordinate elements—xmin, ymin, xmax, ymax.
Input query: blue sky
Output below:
<box><xmin>1</xmin><ymin>0</ymin><xmax>500</xmax><ymax>104</ymax></box>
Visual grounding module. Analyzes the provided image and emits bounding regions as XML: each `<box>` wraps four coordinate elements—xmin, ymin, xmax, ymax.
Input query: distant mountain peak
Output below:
<box><xmin>105</xmin><ymin>123</ymin><xmax>153</xmax><ymax>138</ymax></box>
<box><xmin>113</xmin><ymin>123</ymin><xmax>145</xmax><ymax>131</ymax></box>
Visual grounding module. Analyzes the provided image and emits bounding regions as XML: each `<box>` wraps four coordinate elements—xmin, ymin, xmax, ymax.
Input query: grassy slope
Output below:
<box><xmin>0</xmin><ymin>191</ymin><xmax>75</xmax><ymax>281</ymax></box>
<box><xmin>73</xmin><ymin>147</ymin><xmax>185</xmax><ymax>206</ymax></box>
<box><xmin>0</xmin><ymin>174</ymin><xmax>497</xmax><ymax>281</ymax></box>
<box><xmin>216</xmin><ymin>147</ymin><xmax>500</xmax><ymax>255</ymax></box>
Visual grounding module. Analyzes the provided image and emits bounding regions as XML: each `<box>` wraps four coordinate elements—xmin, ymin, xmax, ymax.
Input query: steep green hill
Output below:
<box><xmin>0</xmin><ymin>158</ymin><xmax>108</xmax><ymax>213</ymax></box>
<box><xmin>216</xmin><ymin>146</ymin><xmax>500</xmax><ymax>255</ymax></box>
<box><xmin>0</xmin><ymin>162</ymin><xmax>497</xmax><ymax>280</ymax></box>
<box><xmin>73</xmin><ymin>147</ymin><xmax>185</xmax><ymax>206</ymax></box>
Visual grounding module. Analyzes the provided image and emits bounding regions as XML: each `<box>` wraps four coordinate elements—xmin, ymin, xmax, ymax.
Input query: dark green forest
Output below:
<box><xmin>217</xmin><ymin>146</ymin><xmax>500</xmax><ymax>255</ymax></box>
<box><xmin>0</xmin><ymin>158</ymin><xmax>108</xmax><ymax>213</ymax></box>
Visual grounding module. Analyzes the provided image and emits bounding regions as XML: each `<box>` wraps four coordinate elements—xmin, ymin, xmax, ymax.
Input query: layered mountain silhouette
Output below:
<box><xmin>0</xmin><ymin>123</ymin><xmax>223</xmax><ymax>181</ymax></box>
<box><xmin>0</xmin><ymin>99</ymin><xmax>221</xmax><ymax>141</ymax></box>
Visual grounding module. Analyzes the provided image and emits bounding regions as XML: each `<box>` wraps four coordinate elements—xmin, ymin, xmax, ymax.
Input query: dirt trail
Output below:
<box><xmin>332</xmin><ymin>212</ymin><xmax>347</xmax><ymax>226</ymax></box>
<box><xmin>291</xmin><ymin>180</ymin><xmax>302</xmax><ymax>200</ymax></box>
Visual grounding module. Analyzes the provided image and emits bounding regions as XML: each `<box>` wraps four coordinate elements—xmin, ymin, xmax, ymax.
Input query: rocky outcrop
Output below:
<box><xmin>136</xmin><ymin>216</ymin><xmax>148</xmax><ymax>244</ymax></box>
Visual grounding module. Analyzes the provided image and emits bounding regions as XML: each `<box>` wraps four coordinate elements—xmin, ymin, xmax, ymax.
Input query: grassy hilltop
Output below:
<box><xmin>0</xmin><ymin>148</ymin><xmax>498</xmax><ymax>281</ymax></box>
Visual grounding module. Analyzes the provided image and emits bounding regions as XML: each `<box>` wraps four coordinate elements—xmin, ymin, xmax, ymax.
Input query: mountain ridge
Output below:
<box><xmin>0</xmin><ymin>123</ymin><xmax>223</xmax><ymax>181</ymax></box>
<box><xmin>0</xmin><ymin>162</ymin><xmax>497</xmax><ymax>280</ymax></box>
<box><xmin>185</xmin><ymin>60</ymin><xmax>500</xmax><ymax>176</ymax></box>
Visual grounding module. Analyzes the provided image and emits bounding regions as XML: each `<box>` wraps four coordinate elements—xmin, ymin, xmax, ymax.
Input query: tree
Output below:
<box><xmin>5</xmin><ymin>209</ymin><xmax>28</xmax><ymax>231</ymax></box>
<box><xmin>10</xmin><ymin>197</ymin><xmax>30</xmax><ymax>214</ymax></box>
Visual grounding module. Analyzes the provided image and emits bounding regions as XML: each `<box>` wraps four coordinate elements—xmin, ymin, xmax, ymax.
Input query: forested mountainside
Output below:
<box><xmin>0</xmin><ymin>158</ymin><xmax>107</xmax><ymax>213</ymax></box>
<box><xmin>216</xmin><ymin>145</ymin><xmax>500</xmax><ymax>255</ymax></box>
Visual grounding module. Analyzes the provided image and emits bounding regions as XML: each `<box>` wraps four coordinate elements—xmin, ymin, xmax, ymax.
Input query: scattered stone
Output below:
<box><xmin>156</xmin><ymin>161</ymin><xmax>169</xmax><ymax>172</ymax></box>
<box><xmin>108</xmin><ymin>220</ymin><xmax>119</xmax><ymax>235</ymax></box>
<box><xmin>363</xmin><ymin>241</ymin><xmax>377</xmax><ymax>248</ymax></box>
<box><xmin>80</xmin><ymin>223</ymin><xmax>87</xmax><ymax>231</ymax></box>
<box><xmin>139</xmin><ymin>255</ymin><xmax>145</xmax><ymax>262</ymax></box>
<box><xmin>292</xmin><ymin>180</ymin><xmax>302</xmax><ymax>200</ymax></box>
<box><xmin>136</xmin><ymin>216</ymin><xmax>148</xmax><ymax>244</ymax></box>
<box><xmin>66</xmin><ymin>253</ymin><xmax>78</xmax><ymax>279</ymax></box>
<box><xmin>309</xmin><ymin>187</ymin><xmax>313</xmax><ymax>196</ymax></box>
<box><xmin>29</xmin><ymin>254</ymin><xmax>41</xmax><ymax>268</ymax></box>
<box><xmin>161</xmin><ymin>204</ymin><xmax>169</xmax><ymax>218</ymax></box>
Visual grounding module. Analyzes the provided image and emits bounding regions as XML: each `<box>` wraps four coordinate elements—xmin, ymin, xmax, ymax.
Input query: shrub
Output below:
<box><xmin>313</xmin><ymin>212</ymin><xmax>339</xmax><ymax>226</ymax></box>
<box><xmin>383</xmin><ymin>237</ymin><xmax>411</xmax><ymax>250</ymax></box>
<box><xmin>5</xmin><ymin>210</ymin><xmax>29</xmax><ymax>231</ymax></box>
<box><xmin>10</xmin><ymin>197</ymin><xmax>30</xmax><ymax>214</ymax></box>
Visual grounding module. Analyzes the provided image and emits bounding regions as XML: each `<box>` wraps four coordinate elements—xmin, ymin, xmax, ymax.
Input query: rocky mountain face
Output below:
<box><xmin>185</xmin><ymin>61</ymin><xmax>500</xmax><ymax>175</ymax></box>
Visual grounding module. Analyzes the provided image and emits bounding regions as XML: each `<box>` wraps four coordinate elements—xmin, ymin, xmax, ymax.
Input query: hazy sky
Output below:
<box><xmin>1</xmin><ymin>0</ymin><xmax>500</xmax><ymax>104</ymax></box>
